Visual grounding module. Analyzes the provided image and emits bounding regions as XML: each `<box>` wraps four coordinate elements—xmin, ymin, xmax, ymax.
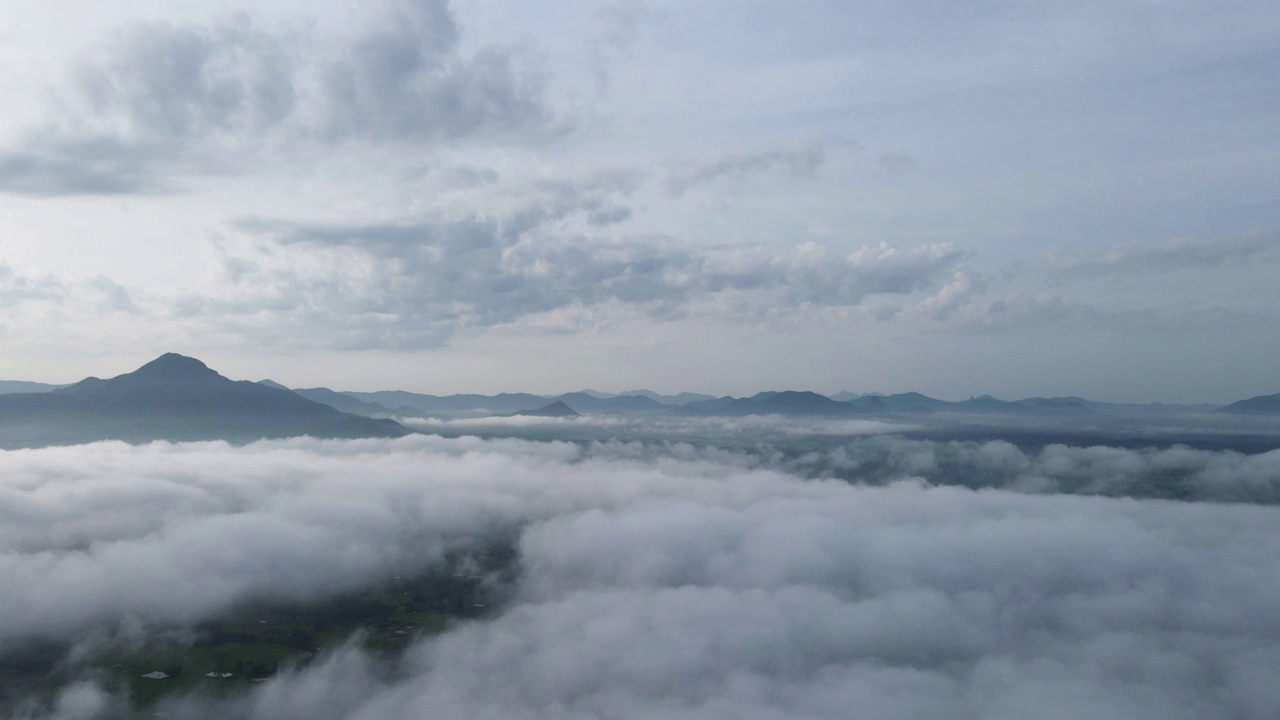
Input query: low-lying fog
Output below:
<box><xmin>3</xmin><ymin>427</ymin><xmax>1279</xmax><ymax>719</ymax></box>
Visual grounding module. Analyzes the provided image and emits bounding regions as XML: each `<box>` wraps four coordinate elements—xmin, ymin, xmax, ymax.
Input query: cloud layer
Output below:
<box><xmin>3</xmin><ymin>434</ymin><xmax>1280</xmax><ymax>719</ymax></box>
<box><xmin>0</xmin><ymin>0</ymin><xmax>555</xmax><ymax>195</ymax></box>
<box><xmin>194</xmin><ymin>210</ymin><xmax>970</xmax><ymax>349</ymax></box>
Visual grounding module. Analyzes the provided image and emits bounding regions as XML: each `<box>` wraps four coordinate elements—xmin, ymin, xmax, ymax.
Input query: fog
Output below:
<box><xmin>400</xmin><ymin>413</ymin><xmax>916</xmax><ymax>437</ymax></box>
<box><xmin>406</xmin><ymin>414</ymin><xmax>1280</xmax><ymax>504</ymax></box>
<box><xmin>4</xmin><ymin>433</ymin><xmax>1280</xmax><ymax>719</ymax></box>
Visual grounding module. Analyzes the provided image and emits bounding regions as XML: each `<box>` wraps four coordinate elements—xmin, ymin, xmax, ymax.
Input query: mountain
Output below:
<box><xmin>731</xmin><ymin>391</ymin><xmax>861</xmax><ymax>416</ymax></box>
<box><xmin>681</xmin><ymin>391</ymin><xmax>862</xmax><ymax>417</ymax></box>
<box><xmin>0</xmin><ymin>380</ymin><xmax>65</xmax><ymax>395</ymax></box>
<box><xmin>843</xmin><ymin>392</ymin><xmax>1094</xmax><ymax>415</ymax></box>
<box><xmin>619</xmin><ymin>390</ymin><xmax>719</xmax><ymax>405</ymax></box>
<box><xmin>0</xmin><ymin>353</ymin><xmax>409</xmax><ymax>449</ymax></box>
<box><xmin>831</xmin><ymin>391</ymin><xmax>884</xmax><ymax>402</ymax></box>
<box><xmin>288</xmin><ymin>387</ymin><xmax>395</xmax><ymax>416</ymax></box>
<box><xmin>551</xmin><ymin>392</ymin><xmax>667</xmax><ymax>414</ymax></box>
<box><xmin>1218</xmin><ymin>393</ymin><xmax>1280</xmax><ymax>415</ymax></box>
<box><xmin>513</xmin><ymin>401</ymin><xmax>579</xmax><ymax>418</ymax></box>
<box><xmin>846</xmin><ymin>392</ymin><xmax>951</xmax><ymax>412</ymax></box>
<box><xmin>1010</xmin><ymin>396</ymin><xmax>1094</xmax><ymax>414</ymax></box>
<box><xmin>675</xmin><ymin>396</ymin><xmax>738</xmax><ymax>413</ymax></box>
<box><xmin>261</xmin><ymin>378</ymin><xmax>399</xmax><ymax>415</ymax></box>
<box><xmin>342</xmin><ymin>390</ymin><xmax>550</xmax><ymax>417</ymax></box>
<box><xmin>675</xmin><ymin>390</ymin><xmax>1096</xmax><ymax>418</ymax></box>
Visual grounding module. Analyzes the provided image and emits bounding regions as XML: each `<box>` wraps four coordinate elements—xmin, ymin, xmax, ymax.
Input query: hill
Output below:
<box><xmin>0</xmin><ymin>354</ymin><xmax>409</xmax><ymax>449</ymax></box>
<box><xmin>342</xmin><ymin>390</ymin><xmax>549</xmax><ymax>417</ymax></box>
<box><xmin>551</xmin><ymin>392</ymin><xmax>666</xmax><ymax>414</ymax></box>
<box><xmin>0</xmin><ymin>380</ymin><xmax>64</xmax><ymax>395</ymax></box>
<box><xmin>1218</xmin><ymin>393</ymin><xmax>1280</xmax><ymax>416</ymax></box>
<box><xmin>512</xmin><ymin>401</ymin><xmax>580</xmax><ymax>418</ymax></box>
<box><xmin>618</xmin><ymin>390</ymin><xmax>718</xmax><ymax>405</ymax></box>
<box><xmin>283</xmin><ymin>385</ymin><xmax>396</xmax><ymax>416</ymax></box>
<box><xmin>681</xmin><ymin>391</ymin><xmax>862</xmax><ymax>417</ymax></box>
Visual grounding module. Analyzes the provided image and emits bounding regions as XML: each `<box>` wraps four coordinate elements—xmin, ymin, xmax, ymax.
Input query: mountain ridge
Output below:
<box><xmin>1218</xmin><ymin>392</ymin><xmax>1280</xmax><ymax>416</ymax></box>
<box><xmin>0</xmin><ymin>353</ymin><xmax>410</xmax><ymax>449</ymax></box>
<box><xmin>6</xmin><ymin>363</ymin><xmax>1274</xmax><ymax>419</ymax></box>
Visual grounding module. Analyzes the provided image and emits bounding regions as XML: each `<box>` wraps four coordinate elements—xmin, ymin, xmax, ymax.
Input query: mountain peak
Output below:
<box><xmin>129</xmin><ymin>353</ymin><xmax>221</xmax><ymax>381</ymax></box>
<box><xmin>515</xmin><ymin>400</ymin><xmax>579</xmax><ymax>417</ymax></box>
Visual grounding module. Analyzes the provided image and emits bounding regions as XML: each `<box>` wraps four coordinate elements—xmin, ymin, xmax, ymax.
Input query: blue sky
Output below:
<box><xmin>0</xmin><ymin>0</ymin><xmax>1277</xmax><ymax>401</ymax></box>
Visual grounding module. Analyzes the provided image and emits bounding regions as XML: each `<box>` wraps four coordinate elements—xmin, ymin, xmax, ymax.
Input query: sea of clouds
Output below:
<box><xmin>3</xmin><ymin>433</ymin><xmax>1280</xmax><ymax>719</ymax></box>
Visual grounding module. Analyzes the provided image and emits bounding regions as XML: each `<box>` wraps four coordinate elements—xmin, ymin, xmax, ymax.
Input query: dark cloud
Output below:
<box><xmin>5</xmin><ymin>434</ymin><xmax>1279</xmax><ymax>719</ymax></box>
<box><xmin>0</xmin><ymin>0</ymin><xmax>558</xmax><ymax>195</ymax></box>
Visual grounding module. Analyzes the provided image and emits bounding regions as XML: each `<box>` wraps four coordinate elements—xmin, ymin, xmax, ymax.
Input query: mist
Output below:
<box><xmin>3</xmin><ymin>433</ymin><xmax>1279</xmax><ymax>719</ymax></box>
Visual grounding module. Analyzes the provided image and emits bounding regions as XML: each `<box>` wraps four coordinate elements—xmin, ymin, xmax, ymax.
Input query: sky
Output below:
<box><xmin>1</xmin><ymin>0</ymin><xmax>1278</xmax><ymax>402</ymax></box>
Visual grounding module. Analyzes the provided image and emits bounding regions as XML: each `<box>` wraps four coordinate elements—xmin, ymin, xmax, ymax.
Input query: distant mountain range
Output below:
<box><xmin>0</xmin><ymin>354</ymin><xmax>409</xmax><ymax>449</ymax></box>
<box><xmin>244</xmin><ymin>385</ymin><xmax>1276</xmax><ymax>419</ymax></box>
<box><xmin>0</xmin><ymin>380</ymin><xmax>67</xmax><ymax>395</ymax></box>
<box><xmin>325</xmin><ymin>389</ymin><xmax>672</xmax><ymax>418</ymax></box>
<box><xmin>3</xmin><ymin>357</ymin><xmax>1278</xmax><ymax>436</ymax></box>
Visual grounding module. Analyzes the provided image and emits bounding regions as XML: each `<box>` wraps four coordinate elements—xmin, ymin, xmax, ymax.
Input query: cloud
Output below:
<box><xmin>768</xmin><ymin>435</ymin><xmax>1280</xmax><ymax>505</ymax></box>
<box><xmin>0</xmin><ymin>436</ymin><xmax>569</xmax><ymax>650</ymax></box>
<box><xmin>0</xmin><ymin>137</ymin><xmax>175</xmax><ymax>196</ymax></box>
<box><xmin>402</xmin><ymin>414</ymin><xmax>914</xmax><ymax>438</ymax></box>
<box><xmin>313</xmin><ymin>2</ymin><xmax>552</xmax><ymax>144</ymax></box>
<box><xmin>1051</xmin><ymin>232</ymin><xmax>1280</xmax><ymax>277</ymax></box>
<box><xmin>0</xmin><ymin>264</ymin><xmax>66</xmax><ymax>306</ymax></box>
<box><xmin>0</xmin><ymin>0</ymin><xmax>558</xmax><ymax>195</ymax></box>
<box><xmin>934</xmin><ymin>286</ymin><xmax>1280</xmax><ymax>337</ymax></box>
<box><xmin>207</xmin><ymin>209</ymin><xmax>968</xmax><ymax>349</ymax></box>
<box><xmin>3</xmin><ymin>434</ymin><xmax>1276</xmax><ymax>718</ymax></box>
<box><xmin>902</xmin><ymin>270</ymin><xmax>978</xmax><ymax>320</ymax></box>
<box><xmin>588</xmin><ymin>2</ymin><xmax>665</xmax><ymax>96</ymax></box>
<box><xmin>72</xmin><ymin>13</ymin><xmax>300</xmax><ymax>144</ymax></box>
<box><xmin>665</xmin><ymin>135</ymin><xmax>843</xmax><ymax>197</ymax></box>
<box><xmin>0</xmin><ymin>265</ymin><xmax>138</xmax><ymax>343</ymax></box>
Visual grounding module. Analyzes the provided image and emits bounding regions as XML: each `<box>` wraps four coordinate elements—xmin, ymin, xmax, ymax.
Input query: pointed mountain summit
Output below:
<box><xmin>0</xmin><ymin>353</ymin><xmax>410</xmax><ymax>449</ymax></box>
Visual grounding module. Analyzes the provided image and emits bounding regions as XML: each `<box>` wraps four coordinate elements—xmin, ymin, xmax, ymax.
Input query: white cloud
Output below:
<box><xmin>2</xmin><ymin>434</ymin><xmax>1279</xmax><ymax>718</ymax></box>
